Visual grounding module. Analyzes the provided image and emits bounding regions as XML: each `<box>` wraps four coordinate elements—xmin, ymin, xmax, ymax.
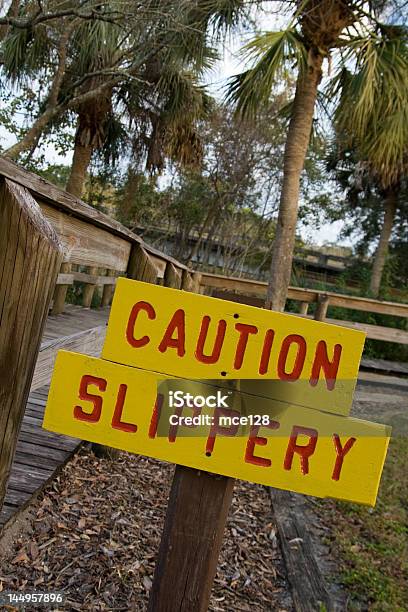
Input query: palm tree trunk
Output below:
<box><xmin>265</xmin><ymin>54</ymin><xmax>323</xmax><ymax>311</ymax></box>
<box><xmin>66</xmin><ymin>141</ymin><xmax>93</xmax><ymax>198</ymax></box>
<box><xmin>369</xmin><ymin>186</ymin><xmax>398</xmax><ymax>297</ymax></box>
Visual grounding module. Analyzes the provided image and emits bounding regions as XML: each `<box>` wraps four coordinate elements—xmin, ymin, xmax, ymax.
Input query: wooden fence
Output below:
<box><xmin>200</xmin><ymin>272</ymin><xmax>408</xmax><ymax>344</ymax></box>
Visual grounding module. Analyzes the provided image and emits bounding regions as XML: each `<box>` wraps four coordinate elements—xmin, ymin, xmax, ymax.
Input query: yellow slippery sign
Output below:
<box><xmin>102</xmin><ymin>278</ymin><xmax>366</xmax><ymax>415</ymax></box>
<box><xmin>43</xmin><ymin>351</ymin><xmax>391</xmax><ymax>506</ymax></box>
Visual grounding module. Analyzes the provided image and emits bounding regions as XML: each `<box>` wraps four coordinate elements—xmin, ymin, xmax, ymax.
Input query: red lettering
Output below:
<box><xmin>206</xmin><ymin>407</ymin><xmax>240</xmax><ymax>454</ymax></box>
<box><xmin>284</xmin><ymin>426</ymin><xmax>318</xmax><ymax>475</ymax></box>
<box><xmin>310</xmin><ymin>341</ymin><xmax>342</xmax><ymax>390</ymax></box>
<box><xmin>259</xmin><ymin>329</ymin><xmax>275</xmax><ymax>375</ymax></box>
<box><xmin>234</xmin><ymin>323</ymin><xmax>258</xmax><ymax>370</ymax></box>
<box><xmin>277</xmin><ymin>334</ymin><xmax>307</xmax><ymax>381</ymax></box>
<box><xmin>245</xmin><ymin>421</ymin><xmax>280</xmax><ymax>467</ymax></box>
<box><xmin>74</xmin><ymin>374</ymin><xmax>106</xmax><ymax>423</ymax></box>
<box><xmin>126</xmin><ymin>301</ymin><xmax>156</xmax><ymax>347</ymax></box>
<box><xmin>195</xmin><ymin>316</ymin><xmax>226</xmax><ymax>364</ymax></box>
<box><xmin>332</xmin><ymin>434</ymin><xmax>356</xmax><ymax>481</ymax></box>
<box><xmin>148</xmin><ymin>393</ymin><xmax>164</xmax><ymax>439</ymax></box>
<box><xmin>158</xmin><ymin>309</ymin><xmax>186</xmax><ymax>357</ymax></box>
<box><xmin>111</xmin><ymin>384</ymin><xmax>137</xmax><ymax>433</ymax></box>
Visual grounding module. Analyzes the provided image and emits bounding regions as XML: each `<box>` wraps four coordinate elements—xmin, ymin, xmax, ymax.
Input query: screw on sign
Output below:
<box><xmin>43</xmin><ymin>279</ymin><xmax>391</xmax><ymax>611</ymax></box>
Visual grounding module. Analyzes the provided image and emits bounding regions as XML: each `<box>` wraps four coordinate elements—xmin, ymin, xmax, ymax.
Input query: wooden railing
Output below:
<box><xmin>200</xmin><ymin>272</ymin><xmax>408</xmax><ymax>345</ymax></box>
<box><xmin>0</xmin><ymin>158</ymin><xmax>199</xmax><ymax>317</ymax></box>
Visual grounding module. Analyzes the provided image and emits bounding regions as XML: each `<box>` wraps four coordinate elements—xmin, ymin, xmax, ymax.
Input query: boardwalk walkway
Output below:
<box><xmin>1</xmin><ymin>304</ymin><xmax>407</xmax><ymax>531</ymax></box>
<box><xmin>0</xmin><ymin>306</ymin><xmax>109</xmax><ymax>529</ymax></box>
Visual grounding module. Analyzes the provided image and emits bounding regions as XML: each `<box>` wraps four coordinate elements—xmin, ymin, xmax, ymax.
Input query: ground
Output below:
<box><xmin>317</xmin><ymin>436</ymin><xmax>408</xmax><ymax>612</ymax></box>
<box><xmin>0</xmin><ymin>448</ymin><xmax>292</xmax><ymax>611</ymax></box>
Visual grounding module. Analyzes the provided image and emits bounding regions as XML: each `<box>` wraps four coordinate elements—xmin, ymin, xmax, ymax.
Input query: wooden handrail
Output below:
<box><xmin>200</xmin><ymin>272</ymin><xmax>408</xmax><ymax>319</ymax></box>
<box><xmin>0</xmin><ymin>178</ymin><xmax>63</xmax><ymax>508</ymax></box>
<box><xmin>0</xmin><ymin>157</ymin><xmax>189</xmax><ymax>273</ymax></box>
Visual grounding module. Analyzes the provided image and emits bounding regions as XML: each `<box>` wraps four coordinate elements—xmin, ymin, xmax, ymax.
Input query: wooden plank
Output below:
<box><xmin>212</xmin><ymin>289</ymin><xmax>408</xmax><ymax>345</ymax></box>
<box><xmin>0</xmin><ymin>157</ymin><xmax>138</xmax><ymax>243</ymax></box>
<box><xmin>2</xmin><ymin>487</ymin><xmax>32</xmax><ymax>507</ymax></box>
<box><xmin>15</xmin><ymin>440</ymin><xmax>68</xmax><ymax>463</ymax></box>
<box><xmin>14</xmin><ymin>450</ymin><xmax>62</xmax><ymax>471</ymax></box>
<box><xmin>127</xmin><ymin>244</ymin><xmax>160</xmax><ymax>283</ymax></box>
<box><xmin>148</xmin><ymin>467</ymin><xmax>234</xmax><ymax>612</ymax></box>
<box><xmin>268</xmin><ymin>489</ymin><xmax>334</xmax><ymax>612</ymax></box>
<box><xmin>32</xmin><ymin>326</ymin><xmax>106</xmax><ymax>391</ymax></box>
<box><xmin>201</xmin><ymin>273</ymin><xmax>408</xmax><ymax>318</ymax></box>
<box><xmin>164</xmin><ymin>262</ymin><xmax>182</xmax><ymax>289</ymax></box>
<box><xmin>39</xmin><ymin>201</ymin><xmax>131</xmax><ymax>271</ymax></box>
<box><xmin>300</xmin><ymin>315</ymin><xmax>408</xmax><ymax>345</ymax></box>
<box><xmin>18</xmin><ymin>426</ymin><xmax>79</xmax><ymax>452</ymax></box>
<box><xmin>8</xmin><ymin>469</ymin><xmax>54</xmax><ymax>494</ymax></box>
<box><xmin>56</xmin><ymin>272</ymin><xmax>74</xmax><ymax>285</ymax></box>
<box><xmin>360</xmin><ymin>358</ymin><xmax>408</xmax><ymax>376</ymax></box>
<box><xmin>73</xmin><ymin>271</ymin><xmax>117</xmax><ymax>285</ymax></box>
<box><xmin>0</xmin><ymin>179</ymin><xmax>63</xmax><ymax>510</ymax></box>
<box><xmin>0</xmin><ymin>503</ymin><xmax>19</xmax><ymax>526</ymax></box>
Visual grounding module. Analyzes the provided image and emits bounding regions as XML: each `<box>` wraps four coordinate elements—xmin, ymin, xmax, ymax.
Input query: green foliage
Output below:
<box><xmin>333</xmin><ymin>26</ymin><xmax>408</xmax><ymax>188</ymax></box>
<box><xmin>317</xmin><ymin>437</ymin><xmax>408</xmax><ymax>610</ymax></box>
<box><xmin>227</xmin><ymin>29</ymin><xmax>307</xmax><ymax>118</ymax></box>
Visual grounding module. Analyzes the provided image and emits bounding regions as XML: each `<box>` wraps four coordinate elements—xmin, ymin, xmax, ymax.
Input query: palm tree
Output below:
<box><xmin>0</xmin><ymin>0</ymin><xmax>251</xmax><ymax>194</ymax></box>
<box><xmin>333</xmin><ymin>26</ymin><xmax>408</xmax><ymax>296</ymax></box>
<box><xmin>227</xmin><ymin>1</ymin><xmax>408</xmax><ymax>311</ymax></box>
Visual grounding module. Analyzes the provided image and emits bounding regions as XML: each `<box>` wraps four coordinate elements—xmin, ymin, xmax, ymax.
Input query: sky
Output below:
<box><xmin>0</xmin><ymin>6</ymin><xmax>349</xmax><ymax>248</ymax></box>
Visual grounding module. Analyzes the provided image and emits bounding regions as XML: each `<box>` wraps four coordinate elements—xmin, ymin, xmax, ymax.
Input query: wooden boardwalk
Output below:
<box><xmin>0</xmin><ymin>305</ymin><xmax>110</xmax><ymax>530</ymax></box>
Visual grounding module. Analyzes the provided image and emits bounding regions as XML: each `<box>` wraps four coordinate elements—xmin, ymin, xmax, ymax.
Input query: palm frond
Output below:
<box><xmin>1</xmin><ymin>23</ymin><xmax>50</xmax><ymax>84</ymax></box>
<box><xmin>226</xmin><ymin>29</ymin><xmax>307</xmax><ymax>118</ymax></box>
<box><xmin>334</xmin><ymin>25</ymin><xmax>408</xmax><ymax>187</ymax></box>
<box><xmin>337</xmin><ymin>27</ymin><xmax>408</xmax><ymax>137</ymax></box>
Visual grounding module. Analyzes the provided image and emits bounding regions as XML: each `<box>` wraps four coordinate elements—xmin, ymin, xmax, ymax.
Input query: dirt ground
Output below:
<box><xmin>0</xmin><ymin>448</ymin><xmax>293</xmax><ymax>611</ymax></box>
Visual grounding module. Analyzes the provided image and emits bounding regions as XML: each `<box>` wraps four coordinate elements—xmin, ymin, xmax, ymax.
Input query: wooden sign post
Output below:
<box><xmin>43</xmin><ymin>278</ymin><xmax>391</xmax><ymax>610</ymax></box>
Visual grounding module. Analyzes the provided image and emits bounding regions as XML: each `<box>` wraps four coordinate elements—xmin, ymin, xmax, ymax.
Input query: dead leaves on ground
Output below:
<box><xmin>0</xmin><ymin>449</ymin><xmax>292</xmax><ymax>611</ymax></box>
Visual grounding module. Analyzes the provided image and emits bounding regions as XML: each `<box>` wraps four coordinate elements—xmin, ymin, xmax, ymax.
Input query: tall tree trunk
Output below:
<box><xmin>265</xmin><ymin>54</ymin><xmax>323</xmax><ymax>311</ymax></box>
<box><xmin>66</xmin><ymin>141</ymin><xmax>93</xmax><ymax>198</ymax></box>
<box><xmin>369</xmin><ymin>186</ymin><xmax>398</xmax><ymax>297</ymax></box>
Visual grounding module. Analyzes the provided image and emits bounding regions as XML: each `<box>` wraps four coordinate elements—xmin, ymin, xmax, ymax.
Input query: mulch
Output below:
<box><xmin>0</xmin><ymin>448</ymin><xmax>293</xmax><ymax>611</ymax></box>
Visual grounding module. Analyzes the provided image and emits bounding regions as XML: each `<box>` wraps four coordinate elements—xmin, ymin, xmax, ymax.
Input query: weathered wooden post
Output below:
<box><xmin>0</xmin><ymin>179</ymin><xmax>63</xmax><ymax>508</ymax></box>
<box><xmin>314</xmin><ymin>294</ymin><xmax>330</xmax><ymax>322</ymax></box>
<box><xmin>51</xmin><ymin>261</ymin><xmax>71</xmax><ymax>315</ymax></box>
<box><xmin>147</xmin><ymin>262</ymin><xmax>235</xmax><ymax>612</ymax></box>
<box><xmin>299</xmin><ymin>301</ymin><xmax>309</xmax><ymax>315</ymax></box>
<box><xmin>101</xmin><ymin>269</ymin><xmax>116</xmax><ymax>307</ymax></box>
<box><xmin>148</xmin><ymin>468</ymin><xmax>234</xmax><ymax>612</ymax></box>
<box><xmin>82</xmin><ymin>265</ymin><xmax>98</xmax><ymax>308</ymax></box>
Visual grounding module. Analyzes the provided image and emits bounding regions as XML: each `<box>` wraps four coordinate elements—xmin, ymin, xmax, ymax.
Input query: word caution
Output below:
<box><xmin>102</xmin><ymin>279</ymin><xmax>366</xmax><ymax>415</ymax></box>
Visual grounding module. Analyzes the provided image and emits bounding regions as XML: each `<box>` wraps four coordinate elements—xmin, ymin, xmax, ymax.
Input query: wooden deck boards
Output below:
<box><xmin>0</xmin><ymin>305</ymin><xmax>110</xmax><ymax>530</ymax></box>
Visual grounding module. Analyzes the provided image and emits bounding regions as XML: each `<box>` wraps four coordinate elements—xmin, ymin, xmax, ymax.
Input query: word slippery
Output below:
<box><xmin>102</xmin><ymin>279</ymin><xmax>366</xmax><ymax>415</ymax></box>
<box><xmin>44</xmin><ymin>352</ymin><xmax>390</xmax><ymax>506</ymax></box>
